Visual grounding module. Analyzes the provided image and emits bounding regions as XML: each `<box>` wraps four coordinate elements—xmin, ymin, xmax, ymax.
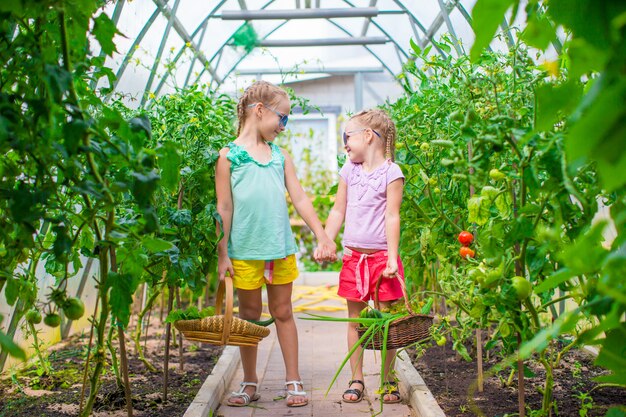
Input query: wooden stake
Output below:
<box><xmin>477</xmin><ymin>329</ymin><xmax>484</xmax><ymax>392</ymax></box>
<box><xmin>163</xmin><ymin>286</ymin><xmax>174</xmax><ymax>402</ymax></box>
<box><xmin>518</xmin><ymin>333</ymin><xmax>526</xmax><ymax>417</ymax></box>
<box><xmin>175</xmin><ymin>288</ymin><xmax>184</xmax><ymax>371</ymax></box>
<box><xmin>468</xmin><ymin>140</ymin><xmax>484</xmax><ymax>393</ymax></box>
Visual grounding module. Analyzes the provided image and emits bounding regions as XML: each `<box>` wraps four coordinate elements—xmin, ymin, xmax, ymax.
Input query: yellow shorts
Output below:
<box><xmin>231</xmin><ymin>254</ymin><xmax>299</xmax><ymax>290</ymax></box>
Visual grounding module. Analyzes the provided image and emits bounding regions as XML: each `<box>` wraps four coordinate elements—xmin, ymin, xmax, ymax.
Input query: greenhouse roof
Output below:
<box><xmin>101</xmin><ymin>0</ymin><xmax>535</xmax><ymax>106</ymax></box>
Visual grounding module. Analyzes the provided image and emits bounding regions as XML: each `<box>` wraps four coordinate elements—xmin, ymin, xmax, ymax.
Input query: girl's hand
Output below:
<box><xmin>315</xmin><ymin>235</ymin><xmax>337</xmax><ymax>262</ymax></box>
<box><xmin>383</xmin><ymin>257</ymin><xmax>398</xmax><ymax>278</ymax></box>
<box><xmin>218</xmin><ymin>255</ymin><xmax>234</xmax><ymax>281</ymax></box>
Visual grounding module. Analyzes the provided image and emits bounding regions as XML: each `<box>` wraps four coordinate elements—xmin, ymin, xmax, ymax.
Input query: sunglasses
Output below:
<box><xmin>342</xmin><ymin>128</ymin><xmax>381</xmax><ymax>146</ymax></box>
<box><xmin>248</xmin><ymin>102</ymin><xmax>289</xmax><ymax>127</ymax></box>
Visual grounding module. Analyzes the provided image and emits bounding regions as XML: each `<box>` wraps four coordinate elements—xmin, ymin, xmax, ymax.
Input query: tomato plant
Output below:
<box><xmin>391</xmin><ymin>27</ymin><xmax>625</xmax><ymax>416</ymax></box>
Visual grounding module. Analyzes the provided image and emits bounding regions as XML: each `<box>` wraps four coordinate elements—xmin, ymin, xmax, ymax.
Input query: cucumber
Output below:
<box><xmin>366</xmin><ymin>309</ymin><xmax>384</xmax><ymax>319</ymax></box>
<box><xmin>420</xmin><ymin>297</ymin><xmax>434</xmax><ymax>315</ymax></box>
<box><xmin>246</xmin><ymin>317</ymin><xmax>275</xmax><ymax>327</ymax></box>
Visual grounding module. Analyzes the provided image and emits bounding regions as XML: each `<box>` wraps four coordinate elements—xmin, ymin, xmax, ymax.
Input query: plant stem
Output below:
<box><xmin>106</xmin><ymin>324</ymin><xmax>122</xmax><ymax>387</ymax></box>
<box><xmin>133</xmin><ymin>286</ymin><xmax>161</xmax><ymax>372</ymax></box>
<box><xmin>27</xmin><ymin>322</ymin><xmax>50</xmax><ymax>375</ymax></box>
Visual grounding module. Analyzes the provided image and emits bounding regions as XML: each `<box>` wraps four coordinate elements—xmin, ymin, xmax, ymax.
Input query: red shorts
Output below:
<box><xmin>338</xmin><ymin>248</ymin><xmax>405</xmax><ymax>302</ymax></box>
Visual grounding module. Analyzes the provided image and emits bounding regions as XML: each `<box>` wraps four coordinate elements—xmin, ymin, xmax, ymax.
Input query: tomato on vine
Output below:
<box><xmin>489</xmin><ymin>168</ymin><xmax>506</xmax><ymax>181</ymax></box>
<box><xmin>458</xmin><ymin>231</ymin><xmax>474</xmax><ymax>246</ymax></box>
<box><xmin>26</xmin><ymin>309</ymin><xmax>42</xmax><ymax>325</ymax></box>
<box><xmin>43</xmin><ymin>313</ymin><xmax>61</xmax><ymax>328</ymax></box>
<box><xmin>459</xmin><ymin>246</ymin><xmax>475</xmax><ymax>259</ymax></box>
<box><xmin>62</xmin><ymin>297</ymin><xmax>85</xmax><ymax>320</ymax></box>
<box><xmin>511</xmin><ymin>276</ymin><xmax>532</xmax><ymax>300</ymax></box>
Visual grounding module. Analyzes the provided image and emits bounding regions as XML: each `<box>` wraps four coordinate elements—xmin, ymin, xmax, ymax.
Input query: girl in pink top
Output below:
<box><xmin>321</xmin><ymin>109</ymin><xmax>405</xmax><ymax>404</ymax></box>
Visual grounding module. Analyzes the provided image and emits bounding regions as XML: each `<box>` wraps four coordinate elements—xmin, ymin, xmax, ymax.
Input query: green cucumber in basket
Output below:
<box><xmin>420</xmin><ymin>297</ymin><xmax>434</xmax><ymax>315</ymax></box>
<box><xmin>165</xmin><ymin>306</ymin><xmax>215</xmax><ymax>323</ymax></box>
<box><xmin>246</xmin><ymin>317</ymin><xmax>275</xmax><ymax>327</ymax></box>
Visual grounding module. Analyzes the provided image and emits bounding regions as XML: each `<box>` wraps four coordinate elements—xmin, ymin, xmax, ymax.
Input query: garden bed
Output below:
<box><xmin>0</xmin><ymin>322</ymin><xmax>222</xmax><ymax>417</ymax></box>
<box><xmin>407</xmin><ymin>341</ymin><xmax>625</xmax><ymax>417</ymax></box>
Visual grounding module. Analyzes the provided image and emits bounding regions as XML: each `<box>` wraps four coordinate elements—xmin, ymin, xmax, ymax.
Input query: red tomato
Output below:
<box><xmin>459</xmin><ymin>247</ymin><xmax>475</xmax><ymax>259</ymax></box>
<box><xmin>458</xmin><ymin>231</ymin><xmax>474</xmax><ymax>246</ymax></box>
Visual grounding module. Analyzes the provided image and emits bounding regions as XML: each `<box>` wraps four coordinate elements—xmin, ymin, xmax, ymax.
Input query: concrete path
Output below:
<box><xmin>213</xmin><ymin>273</ymin><xmax>416</xmax><ymax>417</ymax></box>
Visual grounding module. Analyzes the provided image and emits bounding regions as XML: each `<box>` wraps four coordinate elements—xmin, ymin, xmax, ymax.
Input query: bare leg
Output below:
<box><xmin>227</xmin><ymin>287</ymin><xmax>262</xmax><ymax>405</ymax></box>
<box><xmin>266</xmin><ymin>282</ymin><xmax>307</xmax><ymax>406</ymax></box>
<box><xmin>344</xmin><ymin>299</ymin><xmax>367</xmax><ymax>401</ymax></box>
<box><xmin>379</xmin><ymin>299</ymin><xmax>400</xmax><ymax>403</ymax></box>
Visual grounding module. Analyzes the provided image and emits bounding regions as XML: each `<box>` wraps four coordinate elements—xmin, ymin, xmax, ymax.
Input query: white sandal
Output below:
<box><xmin>285</xmin><ymin>380</ymin><xmax>309</xmax><ymax>407</ymax></box>
<box><xmin>227</xmin><ymin>381</ymin><xmax>260</xmax><ymax>407</ymax></box>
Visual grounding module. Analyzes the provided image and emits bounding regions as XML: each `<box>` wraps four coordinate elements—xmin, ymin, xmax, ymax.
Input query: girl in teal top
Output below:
<box><xmin>215</xmin><ymin>80</ymin><xmax>336</xmax><ymax>408</ymax></box>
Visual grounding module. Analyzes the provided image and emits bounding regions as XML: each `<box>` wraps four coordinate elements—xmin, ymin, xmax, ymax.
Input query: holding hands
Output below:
<box><xmin>314</xmin><ymin>234</ymin><xmax>337</xmax><ymax>263</ymax></box>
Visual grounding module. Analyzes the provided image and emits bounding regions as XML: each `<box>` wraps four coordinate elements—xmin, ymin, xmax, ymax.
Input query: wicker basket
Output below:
<box><xmin>174</xmin><ymin>276</ymin><xmax>270</xmax><ymax>347</ymax></box>
<box><xmin>357</xmin><ymin>274</ymin><xmax>433</xmax><ymax>350</ymax></box>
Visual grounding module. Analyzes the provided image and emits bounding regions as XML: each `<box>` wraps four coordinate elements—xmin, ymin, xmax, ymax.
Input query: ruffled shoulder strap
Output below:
<box><xmin>268</xmin><ymin>142</ymin><xmax>286</xmax><ymax>167</ymax></box>
<box><xmin>226</xmin><ymin>142</ymin><xmax>252</xmax><ymax>167</ymax></box>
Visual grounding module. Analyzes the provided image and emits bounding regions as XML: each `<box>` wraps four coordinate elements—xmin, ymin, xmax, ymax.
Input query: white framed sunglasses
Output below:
<box><xmin>343</xmin><ymin>128</ymin><xmax>381</xmax><ymax>146</ymax></box>
<box><xmin>248</xmin><ymin>102</ymin><xmax>289</xmax><ymax>127</ymax></box>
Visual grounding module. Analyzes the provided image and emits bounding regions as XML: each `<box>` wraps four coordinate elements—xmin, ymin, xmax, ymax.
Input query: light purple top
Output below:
<box><xmin>339</xmin><ymin>159</ymin><xmax>404</xmax><ymax>250</ymax></box>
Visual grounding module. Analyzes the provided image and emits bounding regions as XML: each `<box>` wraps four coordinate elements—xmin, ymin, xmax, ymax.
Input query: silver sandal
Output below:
<box><xmin>285</xmin><ymin>380</ymin><xmax>309</xmax><ymax>407</ymax></box>
<box><xmin>227</xmin><ymin>381</ymin><xmax>260</xmax><ymax>407</ymax></box>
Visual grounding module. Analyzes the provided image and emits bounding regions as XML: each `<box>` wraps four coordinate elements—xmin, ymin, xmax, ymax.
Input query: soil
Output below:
<box><xmin>407</xmin><ymin>340</ymin><xmax>625</xmax><ymax>417</ymax></box>
<box><xmin>0</xmin><ymin>318</ymin><xmax>223</xmax><ymax>417</ymax></box>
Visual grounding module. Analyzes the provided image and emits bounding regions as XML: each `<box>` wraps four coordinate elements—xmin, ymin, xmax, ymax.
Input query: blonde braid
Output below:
<box><xmin>236</xmin><ymin>81</ymin><xmax>288</xmax><ymax>136</ymax></box>
<box><xmin>351</xmin><ymin>108</ymin><xmax>397</xmax><ymax>161</ymax></box>
<box><xmin>386</xmin><ymin>117</ymin><xmax>397</xmax><ymax>161</ymax></box>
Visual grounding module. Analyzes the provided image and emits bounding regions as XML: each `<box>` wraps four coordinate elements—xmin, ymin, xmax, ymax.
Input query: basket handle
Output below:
<box><xmin>373</xmin><ymin>273</ymin><xmax>414</xmax><ymax>315</ymax></box>
<box><xmin>215</xmin><ymin>275</ymin><xmax>234</xmax><ymax>345</ymax></box>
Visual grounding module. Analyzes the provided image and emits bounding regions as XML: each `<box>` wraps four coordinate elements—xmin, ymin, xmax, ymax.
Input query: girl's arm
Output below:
<box><xmin>215</xmin><ymin>148</ymin><xmax>234</xmax><ymax>280</ymax></box>
<box><xmin>383</xmin><ymin>179</ymin><xmax>404</xmax><ymax>277</ymax></box>
<box><xmin>324</xmin><ymin>178</ymin><xmax>347</xmax><ymax>241</ymax></box>
<box><xmin>281</xmin><ymin>149</ymin><xmax>337</xmax><ymax>260</ymax></box>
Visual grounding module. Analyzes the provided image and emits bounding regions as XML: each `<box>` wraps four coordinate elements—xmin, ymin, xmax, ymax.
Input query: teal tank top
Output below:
<box><xmin>226</xmin><ymin>141</ymin><xmax>299</xmax><ymax>260</ymax></box>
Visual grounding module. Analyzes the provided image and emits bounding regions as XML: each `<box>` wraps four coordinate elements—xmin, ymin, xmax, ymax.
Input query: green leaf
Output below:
<box><xmin>534</xmin><ymin>268</ymin><xmax>575</xmax><ymax>294</ymax></box>
<box><xmin>567</xmin><ymin>38</ymin><xmax>609</xmax><ymax>79</ymax></box>
<box><xmin>0</xmin><ymin>330</ymin><xmax>26</xmax><ymax>361</ymax></box>
<box><xmin>62</xmin><ymin>120</ymin><xmax>88</xmax><ymax>155</ymax></box>
<box><xmin>548</xmin><ymin>0</ymin><xmax>614</xmax><ymax>49</ymax></box>
<box><xmin>468</xmin><ymin>196</ymin><xmax>490</xmax><ymax>226</ymax></box>
<box><xmin>495</xmin><ymin>192</ymin><xmax>512</xmax><ymax>219</ymax></box>
<box><xmin>165</xmin><ymin>306</ymin><xmax>214</xmax><ymax>323</ymax></box>
<box><xmin>0</xmin><ymin>1</ymin><xmax>23</xmax><ymax>13</ymax></box>
<box><xmin>168</xmin><ymin>209</ymin><xmax>192</xmax><ymax>227</ymax></box>
<box><xmin>5</xmin><ymin>278</ymin><xmax>19</xmax><ymax>306</ymax></box>
<box><xmin>519</xmin><ymin>310</ymin><xmax>580</xmax><ymax>359</ymax></box>
<box><xmin>470</xmin><ymin>0</ymin><xmax>515</xmax><ymax>61</ymax></box>
<box><xmin>142</xmin><ymin>237</ymin><xmax>174</xmax><ymax>253</ymax></box>
<box><xmin>521</xmin><ymin>9</ymin><xmax>556</xmax><ymax>50</ymax></box>
<box><xmin>558</xmin><ymin>221</ymin><xmax>608</xmax><ymax>275</ymax></box>
<box><xmin>131</xmin><ymin>170</ymin><xmax>160</xmax><ymax>207</ymax></box>
<box><xmin>410</xmin><ymin>38</ymin><xmax>422</xmax><ymax>56</ymax></box>
<box><xmin>156</xmin><ymin>141</ymin><xmax>181</xmax><ymax>192</ymax></box>
<box><xmin>129</xmin><ymin>116</ymin><xmax>152</xmax><ymax>140</ymax></box>
<box><xmin>107</xmin><ymin>272</ymin><xmax>139</xmax><ymax>328</ymax></box>
<box><xmin>594</xmin><ymin>323</ymin><xmax>626</xmax><ymax>387</ymax></box>
<box><xmin>604</xmin><ymin>408</ymin><xmax>626</xmax><ymax>417</ymax></box>
<box><xmin>92</xmin><ymin>13</ymin><xmax>119</xmax><ymax>56</ymax></box>
<box><xmin>535</xmin><ymin>81</ymin><xmax>583</xmax><ymax>132</ymax></box>
<box><xmin>52</xmin><ymin>224</ymin><xmax>72</xmax><ymax>262</ymax></box>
